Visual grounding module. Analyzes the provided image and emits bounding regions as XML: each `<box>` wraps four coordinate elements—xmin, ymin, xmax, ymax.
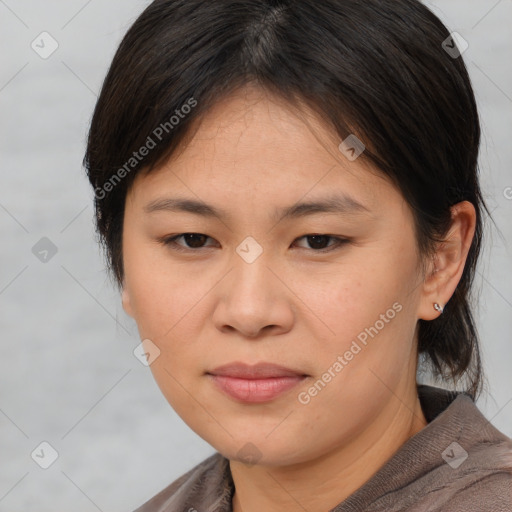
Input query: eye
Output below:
<box><xmin>292</xmin><ymin>234</ymin><xmax>348</xmax><ymax>252</ymax></box>
<box><xmin>159</xmin><ymin>233</ymin><xmax>348</xmax><ymax>253</ymax></box>
<box><xmin>159</xmin><ymin>233</ymin><xmax>217</xmax><ymax>252</ymax></box>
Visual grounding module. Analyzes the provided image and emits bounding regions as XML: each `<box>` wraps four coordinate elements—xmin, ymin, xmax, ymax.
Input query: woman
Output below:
<box><xmin>84</xmin><ymin>0</ymin><xmax>512</xmax><ymax>510</ymax></box>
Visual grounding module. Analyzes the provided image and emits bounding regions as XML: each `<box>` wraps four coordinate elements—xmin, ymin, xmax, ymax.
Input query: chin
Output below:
<box><xmin>207</xmin><ymin>432</ymin><xmax>316</xmax><ymax>469</ymax></box>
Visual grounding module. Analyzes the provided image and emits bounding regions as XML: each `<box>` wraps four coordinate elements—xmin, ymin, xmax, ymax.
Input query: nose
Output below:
<box><xmin>212</xmin><ymin>251</ymin><xmax>294</xmax><ymax>339</ymax></box>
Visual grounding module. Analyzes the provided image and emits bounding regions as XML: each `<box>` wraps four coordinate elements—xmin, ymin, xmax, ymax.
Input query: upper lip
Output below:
<box><xmin>208</xmin><ymin>362</ymin><xmax>307</xmax><ymax>379</ymax></box>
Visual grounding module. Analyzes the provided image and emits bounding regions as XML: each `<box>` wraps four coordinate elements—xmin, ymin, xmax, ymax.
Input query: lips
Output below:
<box><xmin>207</xmin><ymin>362</ymin><xmax>308</xmax><ymax>403</ymax></box>
<box><xmin>208</xmin><ymin>362</ymin><xmax>307</xmax><ymax>379</ymax></box>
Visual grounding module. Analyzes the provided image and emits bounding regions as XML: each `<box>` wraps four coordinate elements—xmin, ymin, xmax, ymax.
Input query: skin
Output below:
<box><xmin>121</xmin><ymin>85</ymin><xmax>476</xmax><ymax>512</ymax></box>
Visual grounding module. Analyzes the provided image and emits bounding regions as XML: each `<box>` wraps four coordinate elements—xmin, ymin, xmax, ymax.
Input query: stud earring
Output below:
<box><xmin>433</xmin><ymin>302</ymin><xmax>444</xmax><ymax>314</ymax></box>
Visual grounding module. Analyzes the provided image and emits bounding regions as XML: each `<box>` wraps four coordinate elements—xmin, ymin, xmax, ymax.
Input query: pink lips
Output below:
<box><xmin>207</xmin><ymin>362</ymin><xmax>307</xmax><ymax>403</ymax></box>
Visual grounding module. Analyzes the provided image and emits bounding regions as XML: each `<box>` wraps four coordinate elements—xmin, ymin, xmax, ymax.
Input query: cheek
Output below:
<box><xmin>123</xmin><ymin>254</ymin><xmax>218</xmax><ymax>388</ymax></box>
<box><xmin>305</xmin><ymin>248</ymin><xmax>418</xmax><ymax>370</ymax></box>
<box><xmin>122</xmin><ymin>232</ymin><xmax>186</xmax><ymax>339</ymax></box>
<box><xmin>127</xmin><ymin>269</ymin><xmax>205</xmax><ymax>343</ymax></box>
<box><xmin>312</xmin><ymin>255</ymin><xmax>400</xmax><ymax>328</ymax></box>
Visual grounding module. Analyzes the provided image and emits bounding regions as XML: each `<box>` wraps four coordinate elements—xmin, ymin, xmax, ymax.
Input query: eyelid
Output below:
<box><xmin>157</xmin><ymin>233</ymin><xmax>350</xmax><ymax>253</ymax></box>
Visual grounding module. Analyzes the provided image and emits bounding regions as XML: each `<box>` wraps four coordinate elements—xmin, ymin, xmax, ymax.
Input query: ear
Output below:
<box><xmin>417</xmin><ymin>201</ymin><xmax>477</xmax><ymax>321</ymax></box>
<box><xmin>121</xmin><ymin>284</ymin><xmax>135</xmax><ymax>318</ymax></box>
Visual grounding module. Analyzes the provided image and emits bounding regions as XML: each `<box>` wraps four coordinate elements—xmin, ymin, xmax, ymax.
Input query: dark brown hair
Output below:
<box><xmin>84</xmin><ymin>0</ymin><xmax>491</xmax><ymax>400</ymax></box>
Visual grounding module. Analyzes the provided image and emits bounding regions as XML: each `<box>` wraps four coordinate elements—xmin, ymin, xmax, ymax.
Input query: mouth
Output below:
<box><xmin>206</xmin><ymin>362</ymin><xmax>309</xmax><ymax>403</ymax></box>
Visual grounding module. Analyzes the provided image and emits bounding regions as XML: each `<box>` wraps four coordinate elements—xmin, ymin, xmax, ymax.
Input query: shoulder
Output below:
<box><xmin>349</xmin><ymin>390</ymin><xmax>512</xmax><ymax>512</ymax></box>
<box><xmin>434</xmin><ymin>471</ymin><xmax>512</xmax><ymax>512</ymax></box>
<box><xmin>413</xmin><ymin>438</ymin><xmax>512</xmax><ymax>512</ymax></box>
<box><xmin>132</xmin><ymin>452</ymin><xmax>233</xmax><ymax>512</ymax></box>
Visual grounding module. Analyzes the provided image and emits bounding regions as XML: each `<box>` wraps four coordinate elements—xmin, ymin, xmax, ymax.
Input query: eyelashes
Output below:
<box><xmin>157</xmin><ymin>233</ymin><xmax>349</xmax><ymax>254</ymax></box>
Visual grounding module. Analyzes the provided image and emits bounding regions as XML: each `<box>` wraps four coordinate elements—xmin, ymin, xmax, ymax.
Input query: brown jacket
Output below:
<box><xmin>133</xmin><ymin>384</ymin><xmax>512</xmax><ymax>511</ymax></box>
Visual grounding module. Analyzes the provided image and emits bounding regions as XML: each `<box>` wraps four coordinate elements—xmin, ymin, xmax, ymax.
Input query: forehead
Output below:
<box><xmin>174</xmin><ymin>85</ymin><xmax>352</xmax><ymax>170</ymax></box>
<box><xmin>128</xmin><ymin>86</ymin><xmax>402</xmax><ymax>220</ymax></box>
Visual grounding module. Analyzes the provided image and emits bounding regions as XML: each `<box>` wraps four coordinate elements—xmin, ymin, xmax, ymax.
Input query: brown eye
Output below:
<box><xmin>159</xmin><ymin>233</ymin><xmax>216</xmax><ymax>251</ymax></box>
<box><xmin>293</xmin><ymin>235</ymin><xmax>348</xmax><ymax>252</ymax></box>
<box><xmin>179</xmin><ymin>233</ymin><xmax>209</xmax><ymax>248</ymax></box>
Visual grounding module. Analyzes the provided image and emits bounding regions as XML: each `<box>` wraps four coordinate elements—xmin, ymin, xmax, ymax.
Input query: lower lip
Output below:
<box><xmin>208</xmin><ymin>374</ymin><xmax>306</xmax><ymax>403</ymax></box>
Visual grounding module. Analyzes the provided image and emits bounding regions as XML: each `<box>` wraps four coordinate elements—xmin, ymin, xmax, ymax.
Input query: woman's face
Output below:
<box><xmin>122</xmin><ymin>85</ymin><xmax>429</xmax><ymax>466</ymax></box>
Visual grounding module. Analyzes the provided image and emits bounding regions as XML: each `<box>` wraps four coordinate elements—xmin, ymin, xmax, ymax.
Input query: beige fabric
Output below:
<box><xmin>133</xmin><ymin>385</ymin><xmax>512</xmax><ymax>511</ymax></box>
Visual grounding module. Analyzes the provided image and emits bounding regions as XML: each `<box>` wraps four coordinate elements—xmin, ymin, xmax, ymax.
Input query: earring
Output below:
<box><xmin>433</xmin><ymin>302</ymin><xmax>444</xmax><ymax>314</ymax></box>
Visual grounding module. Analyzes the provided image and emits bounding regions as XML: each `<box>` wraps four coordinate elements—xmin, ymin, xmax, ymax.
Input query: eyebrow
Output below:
<box><xmin>143</xmin><ymin>193</ymin><xmax>371</xmax><ymax>223</ymax></box>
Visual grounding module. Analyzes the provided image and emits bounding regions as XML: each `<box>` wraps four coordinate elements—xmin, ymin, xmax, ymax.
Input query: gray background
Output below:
<box><xmin>0</xmin><ymin>1</ymin><xmax>511</xmax><ymax>510</ymax></box>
